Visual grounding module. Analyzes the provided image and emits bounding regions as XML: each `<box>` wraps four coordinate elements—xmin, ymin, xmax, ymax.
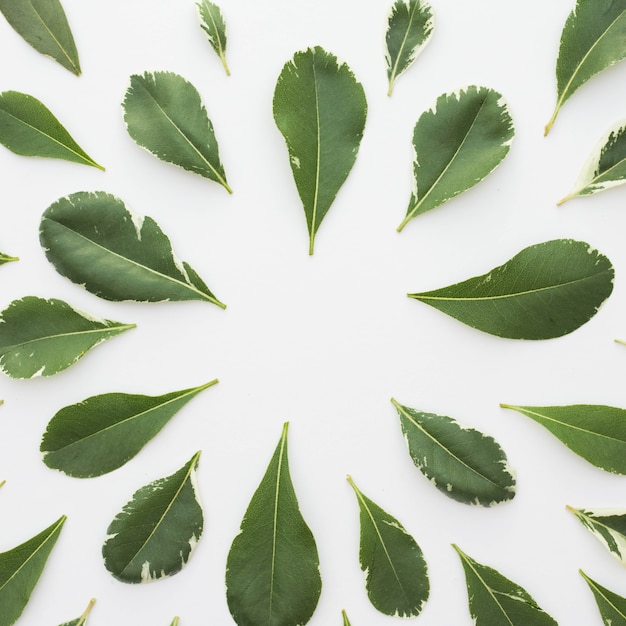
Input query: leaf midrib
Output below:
<box><xmin>309</xmin><ymin>52</ymin><xmax>322</xmax><ymax>255</ymax></box>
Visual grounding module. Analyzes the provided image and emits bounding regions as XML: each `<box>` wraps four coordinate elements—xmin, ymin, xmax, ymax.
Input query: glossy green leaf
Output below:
<box><xmin>392</xmin><ymin>399</ymin><xmax>516</xmax><ymax>506</ymax></box>
<box><xmin>545</xmin><ymin>0</ymin><xmax>626</xmax><ymax>135</ymax></box>
<box><xmin>397</xmin><ymin>86</ymin><xmax>513</xmax><ymax>231</ymax></box>
<box><xmin>40</xmin><ymin>191</ymin><xmax>225</xmax><ymax>307</ymax></box>
<box><xmin>197</xmin><ymin>0</ymin><xmax>230</xmax><ymax>75</ymax></box>
<box><xmin>0</xmin><ymin>0</ymin><xmax>80</xmax><ymax>74</ymax></box>
<box><xmin>58</xmin><ymin>598</ymin><xmax>95</xmax><ymax>626</ymax></box>
<box><xmin>102</xmin><ymin>452</ymin><xmax>203</xmax><ymax>583</ymax></box>
<box><xmin>226</xmin><ymin>422</ymin><xmax>321</xmax><ymax>625</ymax></box>
<box><xmin>581</xmin><ymin>570</ymin><xmax>626</xmax><ymax>625</ymax></box>
<box><xmin>341</xmin><ymin>610</ymin><xmax>351</xmax><ymax>626</ymax></box>
<box><xmin>0</xmin><ymin>515</ymin><xmax>66</xmax><ymax>626</ymax></box>
<box><xmin>273</xmin><ymin>46</ymin><xmax>367</xmax><ymax>254</ymax></box>
<box><xmin>123</xmin><ymin>71</ymin><xmax>231</xmax><ymax>193</ymax></box>
<box><xmin>0</xmin><ymin>296</ymin><xmax>135</xmax><ymax>379</ymax></box>
<box><xmin>347</xmin><ymin>475</ymin><xmax>429</xmax><ymax>617</ymax></box>
<box><xmin>41</xmin><ymin>380</ymin><xmax>217</xmax><ymax>478</ymax></box>
<box><xmin>408</xmin><ymin>239</ymin><xmax>614</xmax><ymax>339</ymax></box>
<box><xmin>453</xmin><ymin>544</ymin><xmax>557</xmax><ymax>626</ymax></box>
<box><xmin>567</xmin><ymin>506</ymin><xmax>626</xmax><ymax>564</ymax></box>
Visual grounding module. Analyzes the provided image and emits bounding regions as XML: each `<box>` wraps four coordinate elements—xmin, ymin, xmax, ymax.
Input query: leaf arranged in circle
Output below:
<box><xmin>58</xmin><ymin>598</ymin><xmax>96</xmax><ymax>626</ymax></box>
<box><xmin>567</xmin><ymin>506</ymin><xmax>626</xmax><ymax>565</ymax></box>
<box><xmin>197</xmin><ymin>0</ymin><xmax>230</xmax><ymax>75</ymax></box>
<box><xmin>581</xmin><ymin>570</ymin><xmax>626</xmax><ymax>625</ymax></box>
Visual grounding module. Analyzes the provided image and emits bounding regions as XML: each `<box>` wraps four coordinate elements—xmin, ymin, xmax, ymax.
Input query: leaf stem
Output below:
<box><xmin>396</xmin><ymin>214</ymin><xmax>412</xmax><ymax>232</ymax></box>
<box><xmin>220</xmin><ymin>53</ymin><xmax>231</xmax><ymax>76</ymax></box>
<box><xmin>0</xmin><ymin>480</ymin><xmax>5</xmax><ymax>488</ymax></box>
<box><xmin>615</xmin><ymin>338</ymin><xmax>626</xmax><ymax>346</ymax></box>
<box><xmin>78</xmin><ymin>598</ymin><xmax>96</xmax><ymax>625</ymax></box>
<box><xmin>544</xmin><ymin>104</ymin><xmax>559</xmax><ymax>136</ymax></box>
<box><xmin>556</xmin><ymin>192</ymin><xmax>575</xmax><ymax>206</ymax></box>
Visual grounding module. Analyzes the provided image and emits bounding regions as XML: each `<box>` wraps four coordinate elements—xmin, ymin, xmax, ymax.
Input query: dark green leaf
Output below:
<box><xmin>568</xmin><ymin>506</ymin><xmax>626</xmax><ymax>564</ymax></box>
<box><xmin>197</xmin><ymin>0</ymin><xmax>230</xmax><ymax>75</ymax></box>
<box><xmin>58</xmin><ymin>598</ymin><xmax>95</xmax><ymax>626</ymax></box>
<box><xmin>580</xmin><ymin>570</ymin><xmax>626</xmax><ymax>625</ymax></box>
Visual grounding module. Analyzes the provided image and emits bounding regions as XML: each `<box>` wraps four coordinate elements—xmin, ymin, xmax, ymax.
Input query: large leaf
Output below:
<box><xmin>226</xmin><ymin>422</ymin><xmax>321</xmax><ymax>625</ymax></box>
<box><xmin>123</xmin><ymin>71</ymin><xmax>231</xmax><ymax>192</ymax></box>
<box><xmin>0</xmin><ymin>296</ymin><xmax>135</xmax><ymax>379</ymax></box>
<box><xmin>545</xmin><ymin>0</ymin><xmax>626</xmax><ymax>135</ymax></box>
<box><xmin>0</xmin><ymin>91</ymin><xmax>103</xmax><ymax>169</ymax></box>
<box><xmin>408</xmin><ymin>239</ymin><xmax>614</xmax><ymax>339</ymax></box>
<box><xmin>58</xmin><ymin>598</ymin><xmax>96</xmax><ymax>626</ymax></box>
<box><xmin>41</xmin><ymin>380</ymin><xmax>217</xmax><ymax>478</ymax></box>
<box><xmin>102</xmin><ymin>452</ymin><xmax>203</xmax><ymax>583</ymax></box>
<box><xmin>396</xmin><ymin>86</ymin><xmax>513</xmax><ymax>231</ymax></box>
<box><xmin>273</xmin><ymin>46</ymin><xmax>367</xmax><ymax>254</ymax></box>
<box><xmin>347</xmin><ymin>475</ymin><xmax>429</xmax><ymax>617</ymax></box>
<box><xmin>580</xmin><ymin>570</ymin><xmax>626</xmax><ymax>625</ymax></box>
<box><xmin>40</xmin><ymin>191</ymin><xmax>225</xmax><ymax>307</ymax></box>
<box><xmin>567</xmin><ymin>506</ymin><xmax>626</xmax><ymax>565</ymax></box>
<box><xmin>197</xmin><ymin>0</ymin><xmax>230</xmax><ymax>75</ymax></box>
<box><xmin>392</xmin><ymin>399</ymin><xmax>516</xmax><ymax>506</ymax></box>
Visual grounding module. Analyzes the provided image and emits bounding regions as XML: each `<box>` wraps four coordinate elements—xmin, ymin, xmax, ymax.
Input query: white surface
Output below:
<box><xmin>1</xmin><ymin>0</ymin><xmax>626</xmax><ymax>624</ymax></box>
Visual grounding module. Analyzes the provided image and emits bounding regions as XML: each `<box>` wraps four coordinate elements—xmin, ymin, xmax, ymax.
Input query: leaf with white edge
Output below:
<box><xmin>392</xmin><ymin>399</ymin><xmax>516</xmax><ymax>506</ymax></box>
<box><xmin>580</xmin><ymin>570</ymin><xmax>626</xmax><ymax>625</ymax></box>
<box><xmin>0</xmin><ymin>515</ymin><xmax>66</xmax><ymax>626</ymax></box>
<box><xmin>545</xmin><ymin>0</ymin><xmax>626</xmax><ymax>135</ymax></box>
<box><xmin>273</xmin><ymin>46</ymin><xmax>367</xmax><ymax>254</ymax></box>
<box><xmin>41</xmin><ymin>380</ymin><xmax>217</xmax><ymax>478</ymax></box>
<box><xmin>0</xmin><ymin>296</ymin><xmax>135</xmax><ymax>379</ymax></box>
<box><xmin>347</xmin><ymin>475</ymin><xmax>429</xmax><ymax>617</ymax></box>
<box><xmin>567</xmin><ymin>506</ymin><xmax>626</xmax><ymax>565</ymax></box>
<box><xmin>397</xmin><ymin>86</ymin><xmax>513</xmax><ymax>231</ymax></box>
<box><xmin>342</xmin><ymin>610</ymin><xmax>351</xmax><ymax>625</ymax></box>
<box><xmin>0</xmin><ymin>252</ymin><xmax>17</xmax><ymax>265</ymax></box>
<box><xmin>226</xmin><ymin>422</ymin><xmax>321</xmax><ymax>625</ymax></box>
<box><xmin>197</xmin><ymin>0</ymin><xmax>230</xmax><ymax>75</ymax></box>
<box><xmin>102</xmin><ymin>452</ymin><xmax>203</xmax><ymax>583</ymax></box>
<box><xmin>0</xmin><ymin>91</ymin><xmax>103</xmax><ymax>169</ymax></box>
<box><xmin>40</xmin><ymin>191</ymin><xmax>225</xmax><ymax>307</ymax></box>
<box><xmin>385</xmin><ymin>0</ymin><xmax>434</xmax><ymax>96</ymax></box>
<box><xmin>58</xmin><ymin>598</ymin><xmax>96</xmax><ymax>626</ymax></box>
<box><xmin>123</xmin><ymin>71</ymin><xmax>231</xmax><ymax>192</ymax></box>
<box><xmin>0</xmin><ymin>0</ymin><xmax>80</xmax><ymax>74</ymax></box>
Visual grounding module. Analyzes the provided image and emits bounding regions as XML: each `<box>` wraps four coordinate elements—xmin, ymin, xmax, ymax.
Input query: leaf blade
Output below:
<box><xmin>197</xmin><ymin>0</ymin><xmax>230</xmax><ymax>75</ymax></box>
<box><xmin>568</xmin><ymin>506</ymin><xmax>626</xmax><ymax>565</ymax></box>
<box><xmin>580</xmin><ymin>570</ymin><xmax>626</xmax><ymax>625</ymax></box>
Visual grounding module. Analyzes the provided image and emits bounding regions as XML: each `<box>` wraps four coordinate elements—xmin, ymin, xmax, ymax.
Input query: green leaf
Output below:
<box><xmin>500</xmin><ymin>404</ymin><xmax>626</xmax><ymax>474</ymax></box>
<box><xmin>102</xmin><ymin>452</ymin><xmax>203</xmax><ymax>583</ymax></box>
<box><xmin>41</xmin><ymin>380</ymin><xmax>217</xmax><ymax>478</ymax></box>
<box><xmin>342</xmin><ymin>610</ymin><xmax>351</xmax><ymax>626</ymax></box>
<box><xmin>0</xmin><ymin>0</ymin><xmax>80</xmax><ymax>75</ymax></box>
<box><xmin>392</xmin><ymin>399</ymin><xmax>516</xmax><ymax>506</ymax></box>
<box><xmin>58</xmin><ymin>598</ymin><xmax>96</xmax><ymax>626</ymax></box>
<box><xmin>0</xmin><ymin>515</ymin><xmax>66</xmax><ymax>626</ymax></box>
<box><xmin>408</xmin><ymin>239</ymin><xmax>614</xmax><ymax>339</ymax></box>
<box><xmin>347</xmin><ymin>475</ymin><xmax>429</xmax><ymax>617</ymax></box>
<box><xmin>0</xmin><ymin>296</ymin><xmax>135</xmax><ymax>379</ymax></box>
<box><xmin>273</xmin><ymin>46</ymin><xmax>367</xmax><ymax>254</ymax></box>
<box><xmin>40</xmin><ymin>191</ymin><xmax>225</xmax><ymax>307</ymax></box>
<box><xmin>123</xmin><ymin>71</ymin><xmax>231</xmax><ymax>193</ymax></box>
<box><xmin>580</xmin><ymin>570</ymin><xmax>626</xmax><ymax>625</ymax></box>
<box><xmin>453</xmin><ymin>544</ymin><xmax>557</xmax><ymax>626</ymax></box>
<box><xmin>545</xmin><ymin>0</ymin><xmax>626</xmax><ymax>135</ymax></box>
<box><xmin>567</xmin><ymin>506</ymin><xmax>626</xmax><ymax>564</ymax></box>
<box><xmin>226</xmin><ymin>422</ymin><xmax>321</xmax><ymax>625</ymax></box>
<box><xmin>385</xmin><ymin>0</ymin><xmax>434</xmax><ymax>96</ymax></box>
<box><xmin>197</xmin><ymin>0</ymin><xmax>230</xmax><ymax>75</ymax></box>
<box><xmin>0</xmin><ymin>91</ymin><xmax>103</xmax><ymax>169</ymax></box>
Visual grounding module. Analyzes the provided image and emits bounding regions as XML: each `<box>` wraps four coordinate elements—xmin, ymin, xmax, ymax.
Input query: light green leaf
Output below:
<box><xmin>385</xmin><ymin>0</ymin><xmax>434</xmax><ymax>96</ymax></box>
<box><xmin>0</xmin><ymin>296</ymin><xmax>135</xmax><ymax>379</ymax></box>
<box><xmin>197</xmin><ymin>0</ymin><xmax>230</xmax><ymax>75</ymax></box>
<box><xmin>273</xmin><ymin>46</ymin><xmax>367</xmax><ymax>254</ymax></box>
<box><xmin>58</xmin><ymin>598</ymin><xmax>96</xmax><ymax>626</ymax></box>
<box><xmin>0</xmin><ymin>252</ymin><xmax>17</xmax><ymax>265</ymax></box>
<box><xmin>347</xmin><ymin>475</ymin><xmax>429</xmax><ymax>617</ymax></box>
<box><xmin>40</xmin><ymin>191</ymin><xmax>225</xmax><ymax>307</ymax></box>
<box><xmin>568</xmin><ymin>506</ymin><xmax>626</xmax><ymax>565</ymax></box>
<box><xmin>342</xmin><ymin>610</ymin><xmax>351</xmax><ymax>626</ymax></box>
<box><xmin>408</xmin><ymin>239</ymin><xmax>614</xmax><ymax>339</ymax></box>
<box><xmin>102</xmin><ymin>452</ymin><xmax>203</xmax><ymax>583</ymax></box>
<box><xmin>0</xmin><ymin>91</ymin><xmax>103</xmax><ymax>169</ymax></box>
<box><xmin>226</xmin><ymin>422</ymin><xmax>321</xmax><ymax>625</ymax></box>
<box><xmin>0</xmin><ymin>0</ymin><xmax>80</xmax><ymax>74</ymax></box>
<box><xmin>580</xmin><ymin>570</ymin><xmax>626</xmax><ymax>625</ymax></box>
<box><xmin>41</xmin><ymin>380</ymin><xmax>217</xmax><ymax>478</ymax></box>
<box><xmin>392</xmin><ymin>399</ymin><xmax>516</xmax><ymax>506</ymax></box>
<box><xmin>453</xmin><ymin>544</ymin><xmax>557</xmax><ymax>626</ymax></box>
<box><xmin>545</xmin><ymin>0</ymin><xmax>626</xmax><ymax>135</ymax></box>
<box><xmin>0</xmin><ymin>515</ymin><xmax>66</xmax><ymax>626</ymax></box>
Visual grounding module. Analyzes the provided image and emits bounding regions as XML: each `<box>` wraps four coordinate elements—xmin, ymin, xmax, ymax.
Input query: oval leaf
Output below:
<box><xmin>568</xmin><ymin>506</ymin><xmax>626</xmax><ymax>565</ymax></box>
<box><xmin>102</xmin><ymin>452</ymin><xmax>203</xmax><ymax>583</ymax></box>
<box><xmin>40</xmin><ymin>191</ymin><xmax>225</xmax><ymax>307</ymax></box>
<box><xmin>58</xmin><ymin>598</ymin><xmax>96</xmax><ymax>626</ymax></box>
<box><xmin>580</xmin><ymin>570</ymin><xmax>626</xmax><ymax>625</ymax></box>
<box><xmin>226</xmin><ymin>422</ymin><xmax>321</xmax><ymax>625</ymax></box>
<box><xmin>392</xmin><ymin>399</ymin><xmax>516</xmax><ymax>506</ymax></box>
<box><xmin>397</xmin><ymin>86</ymin><xmax>513</xmax><ymax>231</ymax></box>
<box><xmin>273</xmin><ymin>46</ymin><xmax>367</xmax><ymax>254</ymax></box>
<box><xmin>197</xmin><ymin>0</ymin><xmax>230</xmax><ymax>75</ymax></box>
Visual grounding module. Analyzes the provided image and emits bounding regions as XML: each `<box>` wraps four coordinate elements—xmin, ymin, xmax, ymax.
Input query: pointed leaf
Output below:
<box><xmin>392</xmin><ymin>399</ymin><xmax>516</xmax><ymax>506</ymax></box>
<box><xmin>273</xmin><ymin>46</ymin><xmax>367</xmax><ymax>254</ymax></box>
<box><xmin>102</xmin><ymin>452</ymin><xmax>203</xmax><ymax>583</ymax></box>
<box><xmin>226</xmin><ymin>422</ymin><xmax>321</xmax><ymax>625</ymax></box>
<box><xmin>567</xmin><ymin>506</ymin><xmax>626</xmax><ymax>565</ymax></box>
<box><xmin>58</xmin><ymin>598</ymin><xmax>96</xmax><ymax>626</ymax></box>
<box><xmin>342</xmin><ymin>610</ymin><xmax>351</xmax><ymax>626</ymax></box>
<box><xmin>40</xmin><ymin>191</ymin><xmax>225</xmax><ymax>307</ymax></box>
<box><xmin>197</xmin><ymin>1</ymin><xmax>230</xmax><ymax>75</ymax></box>
<box><xmin>580</xmin><ymin>570</ymin><xmax>626</xmax><ymax>625</ymax></box>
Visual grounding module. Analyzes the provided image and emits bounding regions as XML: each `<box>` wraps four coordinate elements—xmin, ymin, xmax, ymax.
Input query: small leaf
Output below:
<box><xmin>41</xmin><ymin>380</ymin><xmax>217</xmax><ymax>478</ymax></box>
<box><xmin>273</xmin><ymin>46</ymin><xmax>367</xmax><ymax>254</ymax></box>
<box><xmin>226</xmin><ymin>422</ymin><xmax>321</xmax><ymax>625</ymax></box>
<box><xmin>392</xmin><ymin>399</ymin><xmax>516</xmax><ymax>506</ymax></box>
<box><xmin>408</xmin><ymin>239</ymin><xmax>614</xmax><ymax>339</ymax></box>
<box><xmin>342</xmin><ymin>610</ymin><xmax>351</xmax><ymax>626</ymax></box>
<box><xmin>567</xmin><ymin>506</ymin><xmax>626</xmax><ymax>565</ymax></box>
<box><xmin>40</xmin><ymin>191</ymin><xmax>225</xmax><ymax>307</ymax></box>
<box><xmin>123</xmin><ymin>71</ymin><xmax>231</xmax><ymax>193</ymax></box>
<box><xmin>58</xmin><ymin>598</ymin><xmax>96</xmax><ymax>626</ymax></box>
<box><xmin>580</xmin><ymin>570</ymin><xmax>626</xmax><ymax>625</ymax></box>
<box><xmin>347</xmin><ymin>475</ymin><xmax>429</xmax><ymax>617</ymax></box>
<box><xmin>0</xmin><ymin>296</ymin><xmax>135</xmax><ymax>379</ymax></box>
<box><xmin>397</xmin><ymin>86</ymin><xmax>513</xmax><ymax>231</ymax></box>
<box><xmin>102</xmin><ymin>452</ymin><xmax>203</xmax><ymax>583</ymax></box>
<box><xmin>197</xmin><ymin>0</ymin><xmax>230</xmax><ymax>75</ymax></box>
<box><xmin>0</xmin><ymin>91</ymin><xmax>103</xmax><ymax>169</ymax></box>
<box><xmin>0</xmin><ymin>252</ymin><xmax>17</xmax><ymax>265</ymax></box>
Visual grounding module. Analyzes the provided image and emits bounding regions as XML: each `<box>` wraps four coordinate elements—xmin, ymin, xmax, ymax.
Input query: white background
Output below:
<box><xmin>1</xmin><ymin>0</ymin><xmax>626</xmax><ymax>624</ymax></box>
